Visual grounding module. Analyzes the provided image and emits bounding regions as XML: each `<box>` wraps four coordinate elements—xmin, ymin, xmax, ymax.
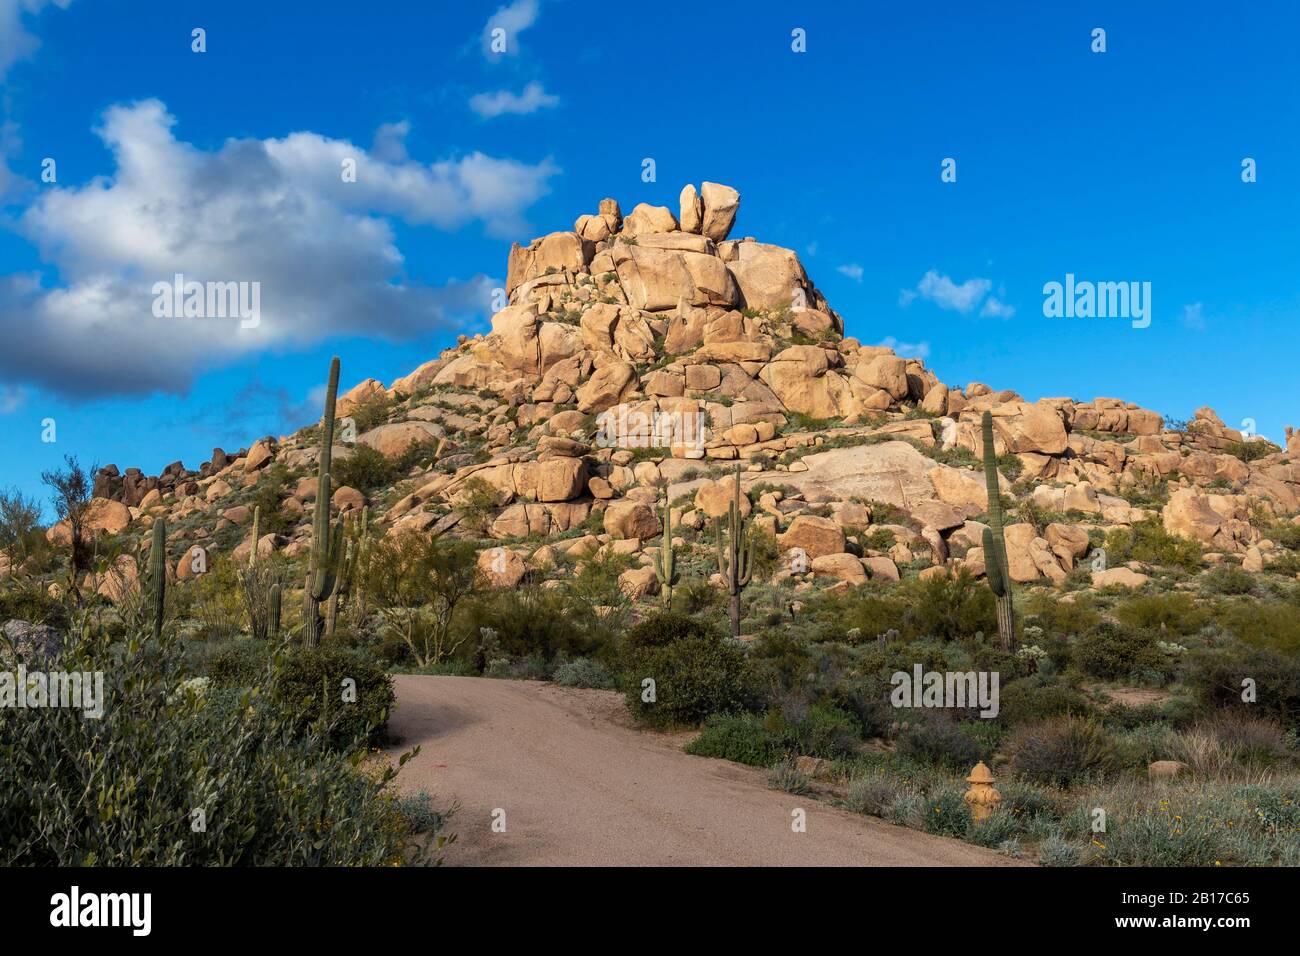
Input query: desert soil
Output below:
<box><xmin>388</xmin><ymin>675</ymin><xmax>1029</xmax><ymax>867</ymax></box>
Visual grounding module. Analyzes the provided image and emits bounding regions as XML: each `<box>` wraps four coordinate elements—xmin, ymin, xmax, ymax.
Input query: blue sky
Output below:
<box><xmin>1</xmin><ymin>0</ymin><xmax>1297</xmax><ymax>512</ymax></box>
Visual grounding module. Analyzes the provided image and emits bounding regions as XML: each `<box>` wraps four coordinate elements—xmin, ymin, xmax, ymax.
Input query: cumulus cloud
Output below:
<box><xmin>899</xmin><ymin>269</ymin><xmax>1013</xmax><ymax>317</ymax></box>
<box><xmin>469</xmin><ymin>81</ymin><xmax>560</xmax><ymax>118</ymax></box>
<box><xmin>900</xmin><ymin>270</ymin><xmax>991</xmax><ymax>312</ymax></box>
<box><xmin>0</xmin><ymin>99</ymin><xmax>557</xmax><ymax>398</ymax></box>
<box><xmin>836</xmin><ymin>263</ymin><xmax>864</xmax><ymax>282</ymax></box>
<box><xmin>481</xmin><ymin>0</ymin><xmax>540</xmax><ymax>57</ymax></box>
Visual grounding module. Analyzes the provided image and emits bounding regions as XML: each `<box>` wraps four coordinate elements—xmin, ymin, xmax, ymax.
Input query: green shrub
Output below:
<box><xmin>1004</xmin><ymin>717</ymin><xmax>1118</xmax><ymax>787</ymax></box>
<box><xmin>1074</xmin><ymin>622</ymin><xmax>1169</xmax><ymax>682</ymax></box>
<box><xmin>795</xmin><ymin>703</ymin><xmax>863</xmax><ymax>758</ymax></box>
<box><xmin>1038</xmin><ymin>833</ymin><xmax>1082</xmax><ymax>866</ymax></box>
<box><xmin>0</xmin><ymin>582</ymin><xmax>70</xmax><ymax>630</ymax></box>
<box><xmin>333</xmin><ymin>443</ymin><xmax>397</xmax><ymax>494</ymax></box>
<box><xmin>997</xmin><ymin>677</ymin><xmax>1093</xmax><ymax>725</ymax></box>
<box><xmin>622</xmin><ymin>610</ymin><xmax>719</xmax><ymax>655</ymax></box>
<box><xmin>1181</xmin><ymin>645</ymin><xmax>1300</xmax><ymax>725</ymax></box>
<box><xmin>895</xmin><ymin>716</ymin><xmax>984</xmax><ymax>770</ymax></box>
<box><xmin>1104</xmin><ymin>518</ymin><xmax>1201</xmax><ymax>572</ymax></box>
<box><xmin>471</xmin><ymin>586</ymin><xmax>590</xmax><ymax>664</ymax></box>
<box><xmin>0</xmin><ymin>628</ymin><xmax>422</xmax><ymax>865</ymax></box>
<box><xmin>684</xmin><ymin>713</ymin><xmax>793</xmax><ymax>766</ymax></box>
<box><xmin>1114</xmin><ymin>592</ymin><xmax>1209</xmax><ymax>636</ymax></box>
<box><xmin>272</xmin><ymin>645</ymin><xmax>395</xmax><ymax>750</ymax></box>
<box><xmin>921</xmin><ymin>787</ymin><xmax>970</xmax><ymax>837</ymax></box>
<box><xmin>1202</xmin><ymin>565</ymin><xmax>1256</xmax><ymax>596</ymax></box>
<box><xmin>623</xmin><ymin>629</ymin><xmax>751</xmax><ymax>728</ymax></box>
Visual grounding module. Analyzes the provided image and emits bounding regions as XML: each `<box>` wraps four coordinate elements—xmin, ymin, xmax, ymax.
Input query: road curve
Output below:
<box><xmin>388</xmin><ymin>675</ymin><xmax>1028</xmax><ymax>867</ymax></box>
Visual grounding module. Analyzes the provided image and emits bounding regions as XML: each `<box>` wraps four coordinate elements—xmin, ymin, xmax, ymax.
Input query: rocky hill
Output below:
<box><xmin>80</xmin><ymin>181</ymin><xmax>1300</xmax><ymax>601</ymax></box>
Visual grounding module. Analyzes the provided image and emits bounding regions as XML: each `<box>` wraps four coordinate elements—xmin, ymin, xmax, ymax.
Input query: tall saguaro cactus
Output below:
<box><xmin>653</xmin><ymin>493</ymin><xmax>679</xmax><ymax>608</ymax></box>
<box><xmin>980</xmin><ymin>411</ymin><xmax>1017</xmax><ymax>651</ymax></box>
<box><xmin>304</xmin><ymin>356</ymin><xmax>342</xmax><ymax>647</ymax></box>
<box><xmin>714</xmin><ymin>466</ymin><xmax>753</xmax><ymax>640</ymax></box>
<box><xmin>149</xmin><ymin>516</ymin><xmax>167</xmax><ymax>642</ymax></box>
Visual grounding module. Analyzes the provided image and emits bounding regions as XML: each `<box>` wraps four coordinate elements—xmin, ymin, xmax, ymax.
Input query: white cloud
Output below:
<box><xmin>877</xmin><ymin>336</ymin><xmax>930</xmax><ymax>360</ymax></box>
<box><xmin>469</xmin><ymin>81</ymin><xmax>560</xmax><ymax>118</ymax></box>
<box><xmin>0</xmin><ymin>99</ymin><xmax>559</xmax><ymax>398</ymax></box>
<box><xmin>0</xmin><ymin>0</ymin><xmax>69</xmax><ymax>79</ymax></box>
<box><xmin>836</xmin><ymin>263</ymin><xmax>864</xmax><ymax>282</ymax></box>
<box><xmin>980</xmin><ymin>296</ymin><xmax>1015</xmax><ymax>318</ymax></box>
<box><xmin>481</xmin><ymin>0</ymin><xmax>540</xmax><ymax>57</ymax></box>
<box><xmin>900</xmin><ymin>270</ymin><xmax>992</xmax><ymax>313</ymax></box>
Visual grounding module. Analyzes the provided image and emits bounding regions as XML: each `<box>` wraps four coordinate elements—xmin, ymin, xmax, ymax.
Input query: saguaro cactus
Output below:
<box><xmin>714</xmin><ymin>466</ymin><xmax>753</xmax><ymax>640</ymax></box>
<box><xmin>248</xmin><ymin>505</ymin><xmax>261</xmax><ymax>568</ymax></box>
<box><xmin>268</xmin><ymin>583</ymin><xmax>282</xmax><ymax>641</ymax></box>
<box><xmin>149</xmin><ymin>516</ymin><xmax>167</xmax><ymax>641</ymax></box>
<box><xmin>980</xmin><ymin>411</ymin><xmax>1016</xmax><ymax>650</ymax></box>
<box><xmin>304</xmin><ymin>356</ymin><xmax>342</xmax><ymax>647</ymax></box>
<box><xmin>653</xmin><ymin>493</ymin><xmax>679</xmax><ymax>608</ymax></box>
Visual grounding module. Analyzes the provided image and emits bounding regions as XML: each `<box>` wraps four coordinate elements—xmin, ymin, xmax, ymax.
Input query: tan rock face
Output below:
<box><xmin>728</xmin><ymin>241</ymin><xmax>808</xmax><ymax>311</ymax></box>
<box><xmin>853</xmin><ymin>354</ymin><xmax>910</xmax><ymax>401</ymax></box>
<box><xmin>46</xmin><ymin>497</ymin><xmax>132</xmax><ymax>546</ymax></box>
<box><xmin>358</xmin><ymin>421</ymin><xmax>441</xmax><ymax>460</ymax></box>
<box><xmin>336</xmin><ymin>378</ymin><xmax>388</xmax><ymax>417</ymax></box>
<box><xmin>603</xmin><ymin>499</ymin><xmax>662</xmax><ymax>540</ymax></box>
<box><xmin>244</xmin><ymin>438</ymin><xmax>276</xmax><ymax>472</ymax></box>
<box><xmin>478</xmin><ymin>546</ymin><xmax>527</xmax><ymax>588</ymax></box>
<box><xmin>622</xmin><ymin>203</ymin><xmax>679</xmax><ymax>236</ymax></box>
<box><xmin>507</xmin><ymin>231</ymin><xmax>592</xmax><ymax>295</ymax></box>
<box><xmin>576</xmin><ymin>362</ymin><xmax>638</xmax><ymax>413</ymax></box>
<box><xmin>862</xmin><ymin>556</ymin><xmax>900</xmax><ymax>582</ymax></box>
<box><xmin>1093</xmin><ymin>567</ymin><xmax>1150</xmax><ymax>589</ymax></box>
<box><xmin>613</xmin><ymin>243</ymin><xmax>737</xmax><ymax>311</ymax></box>
<box><xmin>699</xmin><ymin>182</ymin><xmax>740</xmax><ymax>242</ymax></box>
<box><xmin>779</xmin><ymin>514</ymin><xmax>846</xmax><ymax>559</ymax></box>
<box><xmin>1162</xmin><ymin>488</ymin><xmax>1254</xmax><ymax>552</ymax></box>
<box><xmin>694</xmin><ymin>474</ymin><xmax>752</xmax><ymax>519</ymax></box>
<box><xmin>619</xmin><ymin>565</ymin><xmax>660</xmax><ymax>599</ymax></box>
<box><xmin>759</xmin><ymin>346</ymin><xmax>857</xmax><ymax>419</ymax></box>
<box><xmin>679</xmin><ymin>184</ymin><xmax>703</xmax><ymax>234</ymax></box>
<box><xmin>811</xmin><ymin>552</ymin><xmax>867</xmax><ymax>585</ymax></box>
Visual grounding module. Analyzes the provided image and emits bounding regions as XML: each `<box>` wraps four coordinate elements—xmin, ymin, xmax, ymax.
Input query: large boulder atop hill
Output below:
<box><xmin>779</xmin><ymin>515</ymin><xmax>846</xmax><ymax>559</ymax></box>
<box><xmin>46</xmin><ymin>497</ymin><xmax>131</xmax><ymax>545</ymax></box>
<box><xmin>700</xmin><ymin>182</ymin><xmax>740</xmax><ymax>242</ymax></box>
<box><xmin>611</xmin><ymin>242</ymin><xmax>737</xmax><ymax>311</ymax></box>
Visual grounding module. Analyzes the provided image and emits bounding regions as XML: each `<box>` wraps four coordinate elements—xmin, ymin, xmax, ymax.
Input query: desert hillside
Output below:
<box><xmin>77</xmin><ymin>181</ymin><xmax>1300</xmax><ymax>601</ymax></box>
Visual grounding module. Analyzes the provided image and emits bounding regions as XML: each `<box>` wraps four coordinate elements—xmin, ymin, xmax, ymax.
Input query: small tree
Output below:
<box><xmin>367</xmin><ymin>532</ymin><xmax>481</xmax><ymax>666</ymax></box>
<box><xmin>0</xmin><ymin>487</ymin><xmax>42</xmax><ymax>572</ymax></box>
<box><xmin>41</xmin><ymin>456</ymin><xmax>94</xmax><ymax>598</ymax></box>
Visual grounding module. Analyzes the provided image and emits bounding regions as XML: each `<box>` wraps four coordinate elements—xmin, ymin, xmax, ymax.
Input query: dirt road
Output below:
<box><xmin>388</xmin><ymin>675</ymin><xmax>1027</xmax><ymax>867</ymax></box>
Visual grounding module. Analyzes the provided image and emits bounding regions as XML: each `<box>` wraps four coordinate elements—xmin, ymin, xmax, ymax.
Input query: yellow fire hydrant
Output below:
<box><xmin>964</xmin><ymin>762</ymin><xmax>1001</xmax><ymax>822</ymax></box>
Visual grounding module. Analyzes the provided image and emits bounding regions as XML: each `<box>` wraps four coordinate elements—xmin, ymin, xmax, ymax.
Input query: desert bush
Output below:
<box><xmin>1201</xmin><ymin>565</ymin><xmax>1256</xmax><ymax>596</ymax></box>
<box><xmin>333</xmin><ymin>443</ymin><xmax>397</xmax><ymax>495</ymax></box>
<box><xmin>622</xmin><ymin>610</ymin><xmax>718</xmax><ymax>655</ymax></box>
<box><xmin>1181</xmin><ymin>644</ymin><xmax>1300</xmax><ymax>725</ymax></box>
<box><xmin>0</xmin><ymin>581</ymin><xmax>70</xmax><ymax>630</ymax></box>
<box><xmin>997</xmin><ymin>677</ymin><xmax>1093</xmax><ymax>726</ymax></box>
<box><xmin>794</xmin><ymin>702</ymin><xmax>863</xmax><ymax>758</ymax></box>
<box><xmin>895</xmin><ymin>716</ymin><xmax>984</xmax><ymax>770</ymax></box>
<box><xmin>1114</xmin><ymin>592</ymin><xmax>1209</xmax><ymax>636</ymax></box>
<box><xmin>767</xmin><ymin>759</ymin><xmax>811</xmax><ymax>794</ymax></box>
<box><xmin>470</xmin><ymin>585</ymin><xmax>589</xmax><ymax>664</ymax></box>
<box><xmin>188</xmin><ymin>555</ymin><xmax>244</xmax><ymax>642</ymax></box>
<box><xmin>1004</xmin><ymin>717</ymin><xmax>1118</xmax><ymax>787</ymax></box>
<box><xmin>897</xmin><ymin>569</ymin><xmax>997</xmax><ymax>641</ymax></box>
<box><xmin>1038</xmin><ymin>833</ymin><xmax>1082</xmax><ymax>866</ymax></box>
<box><xmin>684</xmin><ymin>712</ymin><xmax>794</xmax><ymax>767</ymax></box>
<box><xmin>0</xmin><ymin>627</ymin><xmax>421</xmax><ymax>866</ymax></box>
<box><xmin>845</xmin><ymin>774</ymin><xmax>904</xmax><ymax>816</ymax></box>
<box><xmin>1104</xmin><ymin>518</ymin><xmax>1201</xmax><ymax>572</ymax></box>
<box><xmin>552</xmin><ymin>656</ymin><xmax>617</xmax><ymax>689</ymax></box>
<box><xmin>921</xmin><ymin>787</ymin><xmax>970</xmax><ymax>837</ymax></box>
<box><xmin>622</xmin><ymin>617</ymin><xmax>751</xmax><ymax>728</ymax></box>
<box><xmin>1179</xmin><ymin>711</ymin><xmax>1293</xmax><ymax>776</ymax></box>
<box><xmin>367</xmin><ymin>532</ymin><xmax>481</xmax><ymax>667</ymax></box>
<box><xmin>1023</xmin><ymin>592</ymin><xmax>1101</xmax><ymax>639</ymax></box>
<box><xmin>271</xmin><ymin>645</ymin><xmax>395</xmax><ymax>750</ymax></box>
<box><xmin>1074</xmin><ymin>622</ymin><xmax>1169</xmax><ymax>682</ymax></box>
